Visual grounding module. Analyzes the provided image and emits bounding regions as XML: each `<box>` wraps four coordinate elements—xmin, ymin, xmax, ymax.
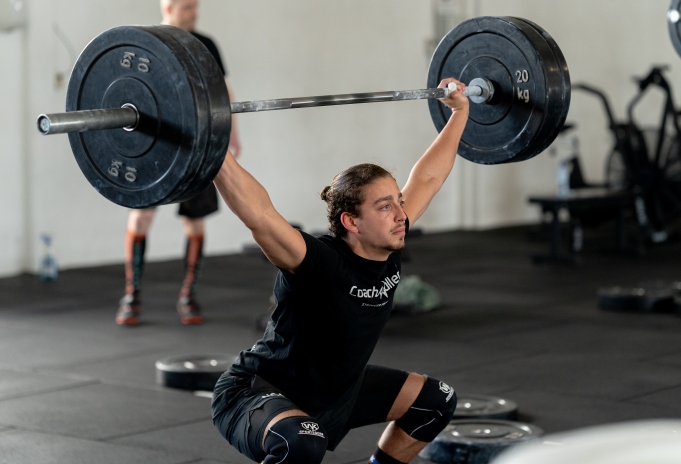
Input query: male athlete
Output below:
<box><xmin>211</xmin><ymin>77</ymin><xmax>468</xmax><ymax>464</ymax></box>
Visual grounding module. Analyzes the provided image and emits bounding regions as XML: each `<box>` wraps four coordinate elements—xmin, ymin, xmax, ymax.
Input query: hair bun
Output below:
<box><xmin>320</xmin><ymin>186</ymin><xmax>332</xmax><ymax>201</ymax></box>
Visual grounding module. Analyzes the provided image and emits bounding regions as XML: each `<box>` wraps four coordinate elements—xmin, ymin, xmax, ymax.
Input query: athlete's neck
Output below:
<box><xmin>342</xmin><ymin>235</ymin><xmax>392</xmax><ymax>262</ymax></box>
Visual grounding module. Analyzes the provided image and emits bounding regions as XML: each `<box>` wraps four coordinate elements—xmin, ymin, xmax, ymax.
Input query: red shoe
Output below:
<box><xmin>177</xmin><ymin>296</ymin><xmax>204</xmax><ymax>325</ymax></box>
<box><xmin>116</xmin><ymin>294</ymin><xmax>140</xmax><ymax>326</ymax></box>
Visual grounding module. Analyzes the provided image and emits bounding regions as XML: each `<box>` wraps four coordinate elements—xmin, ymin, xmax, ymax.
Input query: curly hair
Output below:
<box><xmin>320</xmin><ymin>163</ymin><xmax>394</xmax><ymax>237</ymax></box>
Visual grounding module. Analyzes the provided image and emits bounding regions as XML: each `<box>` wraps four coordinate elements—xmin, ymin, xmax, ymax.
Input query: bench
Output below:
<box><xmin>528</xmin><ymin>188</ymin><xmax>637</xmax><ymax>264</ymax></box>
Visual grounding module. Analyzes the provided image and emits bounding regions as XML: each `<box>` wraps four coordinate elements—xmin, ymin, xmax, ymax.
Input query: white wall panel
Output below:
<box><xmin>2</xmin><ymin>0</ymin><xmax>679</xmax><ymax>276</ymax></box>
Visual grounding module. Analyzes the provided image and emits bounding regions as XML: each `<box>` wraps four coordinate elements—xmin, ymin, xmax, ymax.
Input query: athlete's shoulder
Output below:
<box><xmin>293</xmin><ymin>231</ymin><xmax>346</xmax><ymax>275</ymax></box>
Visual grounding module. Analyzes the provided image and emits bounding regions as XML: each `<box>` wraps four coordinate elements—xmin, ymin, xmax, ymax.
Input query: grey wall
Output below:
<box><xmin>471</xmin><ymin>0</ymin><xmax>681</xmax><ymax>227</ymax></box>
<box><xmin>0</xmin><ymin>27</ymin><xmax>26</xmax><ymax>275</ymax></box>
<box><xmin>0</xmin><ymin>0</ymin><xmax>679</xmax><ymax>277</ymax></box>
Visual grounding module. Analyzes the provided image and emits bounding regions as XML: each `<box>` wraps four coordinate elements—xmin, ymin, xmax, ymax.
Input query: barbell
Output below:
<box><xmin>37</xmin><ymin>16</ymin><xmax>571</xmax><ymax>209</ymax></box>
<box><xmin>38</xmin><ymin>79</ymin><xmax>493</xmax><ymax>134</ymax></box>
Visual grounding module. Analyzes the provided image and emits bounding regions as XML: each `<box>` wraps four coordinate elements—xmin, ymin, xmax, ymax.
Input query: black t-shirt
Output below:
<box><xmin>191</xmin><ymin>31</ymin><xmax>227</xmax><ymax>77</ymax></box>
<box><xmin>229</xmin><ymin>230</ymin><xmax>404</xmax><ymax>411</ymax></box>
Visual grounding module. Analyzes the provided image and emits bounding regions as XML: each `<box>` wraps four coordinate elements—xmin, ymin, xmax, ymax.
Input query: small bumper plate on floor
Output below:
<box><xmin>155</xmin><ymin>354</ymin><xmax>235</xmax><ymax>391</ymax></box>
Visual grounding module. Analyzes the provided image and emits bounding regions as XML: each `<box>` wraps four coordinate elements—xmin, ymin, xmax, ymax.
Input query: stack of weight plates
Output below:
<box><xmin>453</xmin><ymin>394</ymin><xmax>519</xmax><ymax>421</ymax></box>
<box><xmin>419</xmin><ymin>419</ymin><xmax>543</xmax><ymax>464</ymax></box>
<box><xmin>428</xmin><ymin>16</ymin><xmax>570</xmax><ymax>165</ymax></box>
<box><xmin>419</xmin><ymin>393</ymin><xmax>541</xmax><ymax>464</ymax></box>
<box><xmin>66</xmin><ymin>25</ymin><xmax>231</xmax><ymax>208</ymax></box>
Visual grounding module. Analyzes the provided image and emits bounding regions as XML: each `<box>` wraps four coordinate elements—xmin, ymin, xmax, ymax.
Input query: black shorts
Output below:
<box><xmin>211</xmin><ymin>365</ymin><xmax>409</xmax><ymax>462</ymax></box>
<box><xmin>177</xmin><ymin>184</ymin><xmax>219</xmax><ymax>218</ymax></box>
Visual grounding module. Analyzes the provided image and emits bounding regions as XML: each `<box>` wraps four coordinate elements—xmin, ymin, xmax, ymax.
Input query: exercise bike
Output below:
<box><xmin>574</xmin><ymin>66</ymin><xmax>681</xmax><ymax>243</ymax></box>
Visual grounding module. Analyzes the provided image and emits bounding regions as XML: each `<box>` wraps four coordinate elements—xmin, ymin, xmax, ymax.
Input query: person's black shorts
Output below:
<box><xmin>177</xmin><ymin>184</ymin><xmax>219</xmax><ymax>218</ymax></box>
<box><xmin>211</xmin><ymin>365</ymin><xmax>410</xmax><ymax>462</ymax></box>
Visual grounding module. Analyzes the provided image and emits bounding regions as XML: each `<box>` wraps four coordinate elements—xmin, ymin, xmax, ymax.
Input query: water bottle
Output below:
<box><xmin>556</xmin><ymin>159</ymin><xmax>571</xmax><ymax>197</ymax></box>
<box><xmin>39</xmin><ymin>233</ymin><xmax>59</xmax><ymax>282</ymax></box>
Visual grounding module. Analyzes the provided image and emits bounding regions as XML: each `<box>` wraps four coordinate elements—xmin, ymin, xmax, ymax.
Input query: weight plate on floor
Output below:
<box><xmin>156</xmin><ymin>354</ymin><xmax>233</xmax><ymax>391</ymax></box>
<box><xmin>428</xmin><ymin>16</ymin><xmax>570</xmax><ymax>164</ymax></box>
<box><xmin>419</xmin><ymin>419</ymin><xmax>543</xmax><ymax>464</ymax></box>
<box><xmin>453</xmin><ymin>394</ymin><xmax>518</xmax><ymax>421</ymax></box>
<box><xmin>66</xmin><ymin>25</ymin><xmax>230</xmax><ymax>208</ymax></box>
<box><xmin>597</xmin><ymin>287</ymin><xmax>645</xmax><ymax>312</ymax></box>
<box><xmin>598</xmin><ymin>284</ymin><xmax>677</xmax><ymax>313</ymax></box>
<box><xmin>669</xmin><ymin>1</ymin><xmax>681</xmax><ymax>59</ymax></box>
<box><xmin>637</xmin><ymin>281</ymin><xmax>676</xmax><ymax>313</ymax></box>
<box><xmin>640</xmin><ymin>290</ymin><xmax>675</xmax><ymax>313</ymax></box>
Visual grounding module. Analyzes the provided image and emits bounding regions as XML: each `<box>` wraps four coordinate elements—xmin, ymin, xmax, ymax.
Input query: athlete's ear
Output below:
<box><xmin>340</xmin><ymin>212</ymin><xmax>359</xmax><ymax>234</ymax></box>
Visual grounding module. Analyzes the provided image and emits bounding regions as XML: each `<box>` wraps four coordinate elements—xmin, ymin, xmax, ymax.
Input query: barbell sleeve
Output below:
<box><xmin>37</xmin><ymin>80</ymin><xmax>494</xmax><ymax>135</ymax></box>
<box><xmin>37</xmin><ymin>105</ymin><xmax>139</xmax><ymax>135</ymax></box>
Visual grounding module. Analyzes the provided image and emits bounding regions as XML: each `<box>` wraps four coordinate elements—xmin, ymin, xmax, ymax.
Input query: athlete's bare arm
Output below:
<box><xmin>401</xmin><ymin>78</ymin><xmax>469</xmax><ymax>225</ymax></box>
<box><xmin>213</xmin><ymin>153</ymin><xmax>306</xmax><ymax>273</ymax></box>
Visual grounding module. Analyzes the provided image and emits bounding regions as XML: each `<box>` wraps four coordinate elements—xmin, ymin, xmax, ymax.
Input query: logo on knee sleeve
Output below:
<box><xmin>299</xmin><ymin>421</ymin><xmax>325</xmax><ymax>438</ymax></box>
<box><xmin>261</xmin><ymin>392</ymin><xmax>285</xmax><ymax>399</ymax></box>
<box><xmin>439</xmin><ymin>381</ymin><xmax>454</xmax><ymax>402</ymax></box>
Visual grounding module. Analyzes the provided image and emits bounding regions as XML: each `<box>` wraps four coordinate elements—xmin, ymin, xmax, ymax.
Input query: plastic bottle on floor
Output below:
<box><xmin>39</xmin><ymin>233</ymin><xmax>59</xmax><ymax>282</ymax></box>
<box><xmin>556</xmin><ymin>158</ymin><xmax>571</xmax><ymax>197</ymax></box>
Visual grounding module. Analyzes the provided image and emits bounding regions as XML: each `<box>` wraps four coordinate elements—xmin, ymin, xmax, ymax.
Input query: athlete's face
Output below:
<box><xmin>351</xmin><ymin>176</ymin><xmax>407</xmax><ymax>256</ymax></box>
<box><xmin>165</xmin><ymin>0</ymin><xmax>198</xmax><ymax>31</ymax></box>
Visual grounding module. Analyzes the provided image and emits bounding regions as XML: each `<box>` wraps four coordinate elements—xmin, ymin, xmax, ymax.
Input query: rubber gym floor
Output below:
<box><xmin>1</xmin><ymin>224</ymin><xmax>680</xmax><ymax>463</ymax></box>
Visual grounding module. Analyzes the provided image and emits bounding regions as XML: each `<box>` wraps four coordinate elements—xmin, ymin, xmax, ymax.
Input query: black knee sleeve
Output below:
<box><xmin>395</xmin><ymin>376</ymin><xmax>457</xmax><ymax>442</ymax></box>
<box><xmin>263</xmin><ymin>416</ymin><xmax>328</xmax><ymax>464</ymax></box>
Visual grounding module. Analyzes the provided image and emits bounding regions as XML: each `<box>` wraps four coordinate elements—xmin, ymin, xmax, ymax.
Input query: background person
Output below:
<box><xmin>116</xmin><ymin>0</ymin><xmax>241</xmax><ymax>326</ymax></box>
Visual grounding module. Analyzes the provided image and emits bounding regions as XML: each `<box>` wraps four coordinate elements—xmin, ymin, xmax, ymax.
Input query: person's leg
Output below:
<box><xmin>259</xmin><ymin>409</ymin><xmax>328</xmax><ymax>464</ymax></box>
<box><xmin>116</xmin><ymin>208</ymin><xmax>155</xmax><ymax>325</ymax></box>
<box><xmin>181</xmin><ymin>216</ymin><xmax>205</xmax><ymax>236</ymax></box>
<box><xmin>212</xmin><ymin>373</ymin><xmax>327</xmax><ymax>464</ymax></box>
<box><xmin>176</xmin><ymin>185</ymin><xmax>218</xmax><ymax>323</ymax></box>
<box><xmin>371</xmin><ymin>374</ymin><xmax>457</xmax><ymax>464</ymax></box>
<box><xmin>128</xmin><ymin>208</ymin><xmax>156</xmax><ymax>235</ymax></box>
<box><xmin>370</xmin><ymin>373</ymin><xmax>425</xmax><ymax>463</ymax></box>
<box><xmin>177</xmin><ymin>216</ymin><xmax>205</xmax><ymax>324</ymax></box>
